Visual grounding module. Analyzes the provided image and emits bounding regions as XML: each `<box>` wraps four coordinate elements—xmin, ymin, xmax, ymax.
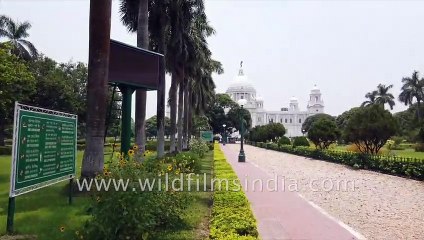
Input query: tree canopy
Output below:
<box><xmin>0</xmin><ymin>43</ymin><xmax>35</xmax><ymax>145</ymax></box>
<box><xmin>308</xmin><ymin>118</ymin><xmax>341</xmax><ymax>150</ymax></box>
<box><xmin>302</xmin><ymin>113</ymin><xmax>334</xmax><ymax>132</ymax></box>
<box><xmin>248</xmin><ymin>123</ymin><xmax>286</xmax><ymax>142</ymax></box>
<box><xmin>344</xmin><ymin>105</ymin><xmax>398</xmax><ymax>154</ymax></box>
<box><xmin>0</xmin><ymin>15</ymin><xmax>38</xmax><ymax>60</ymax></box>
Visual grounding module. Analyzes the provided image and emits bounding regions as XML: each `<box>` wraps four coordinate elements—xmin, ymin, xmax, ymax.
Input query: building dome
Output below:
<box><xmin>226</xmin><ymin>64</ymin><xmax>256</xmax><ymax>94</ymax></box>
<box><xmin>290</xmin><ymin>96</ymin><xmax>298</xmax><ymax>102</ymax></box>
<box><xmin>311</xmin><ymin>84</ymin><xmax>321</xmax><ymax>93</ymax></box>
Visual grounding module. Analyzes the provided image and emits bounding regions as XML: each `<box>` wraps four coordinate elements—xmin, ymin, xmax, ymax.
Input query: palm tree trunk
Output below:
<box><xmin>156</xmin><ymin>48</ymin><xmax>166</xmax><ymax>157</ymax></box>
<box><xmin>183</xmin><ymin>78</ymin><xmax>189</xmax><ymax>149</ymax></box>
<box><xmin>156</xmin><ymin>13</ymin><xmax>167</xmax><ymax>158</ymax></box>
<box><xmin>169</xmin><ymin>72</ymin><xmax>178</xmax><ymax>152</ymax></box>
<box><xmin>177</xmin><ymin>79</ymin><xmax>184</xmax><ymax>152</ymax></box>
<box><xmin>135</xmin><ymin>0</ymin><xmax>149</xmax><ymax>152</ymax></box>
<box><xmin>187</xmin><ymin>84</ymin><xmax>193</xmax><ymax>140</ymax></box>
<box><xmin>82</xmin><ymin>0</ymin><xmax>111</xmax><ymax>178</ymax></box>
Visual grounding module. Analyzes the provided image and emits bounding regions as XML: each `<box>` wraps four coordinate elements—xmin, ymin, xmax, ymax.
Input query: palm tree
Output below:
<box><xmin>375</xmin><ymin>84</ymin><xmax>395</xmax><ymax>110</ymax></box>
<box><xmin>399</xmin><ymin>71</ymin><xmax>424</xmax><ymax>121</ymax></box>
<box><xmin>167</xmin><ymin>0</ymin><xmax>193</xmax><ymax>152</ymax></box>
<box><xmin>361</xmin><ymin>90</ymin><xmax>378</xmax><ymax>107</ymax></box>
<box><xmin>120</xmin><ymin>0</ymin><xmax>170</xmax><ymax>157</ymax></box>
<box><xmin>119</xmin><ymin>0</ymin><xmax>149</xmax><ymax>152</ymax></box>
<box><xmin>0</xmin><ymin>15</ymin><xmax>38</xmax><ymax>60</ymax></box>
<box><xmin>81</xmin><ymin>0</ymin><xmax>112</xmax><ymax>178</ymax></box>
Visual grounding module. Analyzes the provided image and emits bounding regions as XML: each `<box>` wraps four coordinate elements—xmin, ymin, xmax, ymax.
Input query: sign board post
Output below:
<box><xmin>7</xmin><ymin>103</ymin><xmax>77</xmax><ymax>233</ymax></box>
<box><xmin>200</xmin><ymin>131</ymin><xmax>213</xmax><ymax>142</ymax></box>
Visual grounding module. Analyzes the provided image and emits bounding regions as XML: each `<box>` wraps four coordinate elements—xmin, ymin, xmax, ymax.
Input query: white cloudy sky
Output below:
<box><xmin>1</xmin><ymin>0</ymin><xmax>424</xmax><ymax>117</ymax></box>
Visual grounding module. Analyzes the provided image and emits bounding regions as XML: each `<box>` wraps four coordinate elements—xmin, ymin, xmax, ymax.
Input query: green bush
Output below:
<box><xmin>414</xmin><ymin>143</ymin><xmax>424</xmax><ymax>152</ymax></box>
<box><xmin>0</xmin><ymin>146</ymin><xmax>12</xmax><ymax>155</ymax></box>
<box><xmin>292</xmin><ymin>136</ymin><xmax>310</xmax><ymax>147</ymax></box>
<box><xmin>81</xmin><ymin>152</ymin><xmax>190</xmax><ymax>240</ymax></box>
<box><xmin>250</xmin><ymin>141</ymin><xmax>424</xmax><ymax>180</ymax></box>
<box><xmin>278</xmin><ymin>136</ymin><xmax>291</xmax><ymax>146</ymax></box>
<box><xmin>145</xmin><ymin>140</ymin><xmax>171</xmax><ymax>151</ymax></box>
<box><xmin>210</xmin><ymin>144</ymin><xmax>258</xmax><ymax>239</ymax></box>
<box><xmin>189</xmin><ymin>138</ymin><xmax>209</xmax><ymax>158</ymax></box>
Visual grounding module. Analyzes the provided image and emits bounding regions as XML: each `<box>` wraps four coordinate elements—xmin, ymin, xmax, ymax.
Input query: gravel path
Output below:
<box><xmin>227</xmin><ymin>144</ymin><xmax>424</xmax><ymax>240</ymax></box>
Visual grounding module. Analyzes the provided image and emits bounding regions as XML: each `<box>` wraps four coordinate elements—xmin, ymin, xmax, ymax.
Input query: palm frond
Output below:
<box><xmin>14</xmin><ymin>21</ymin><xmax>31</xmax><ymax>39</ymax></box>
<box><xmin>18</xmin><ymin>39</ymin><xmax>38</xmax><ymax>58</ymax></box>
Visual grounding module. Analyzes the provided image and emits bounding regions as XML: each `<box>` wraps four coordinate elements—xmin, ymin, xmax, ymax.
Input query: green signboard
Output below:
<box><xmin>200</xmin><ymin>131</ymin><xmax>213</xmax><ymax>142</ymax></box>
<box><xmin>10</xmin><ymin>103</ymin><xmax>77</xmax><ymax>197</ymax></box>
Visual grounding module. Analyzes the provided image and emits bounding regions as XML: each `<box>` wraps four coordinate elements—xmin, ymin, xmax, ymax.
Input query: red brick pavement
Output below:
<box><xmin>220</xmin><ymin>144</ymin><xmax>362</xmax><ymax>240</ymax></box>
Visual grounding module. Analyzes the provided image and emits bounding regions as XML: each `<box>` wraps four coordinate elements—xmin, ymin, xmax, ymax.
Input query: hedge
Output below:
<box><xmin>210</xmin><ymin>143</ymin><xmax>259</xmax><ymax>240</ymax></box>
<box><xmin>249</xmin><ymin>141</ymin><xmax>424</xmax><ymax>180</ymax></box>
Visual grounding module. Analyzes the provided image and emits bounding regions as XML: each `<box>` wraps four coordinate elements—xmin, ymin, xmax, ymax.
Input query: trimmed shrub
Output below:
<box><xmin>0</xmin><ymin>146</ymin><xmax>12</xmax><ymax>155</ymax></box>
<box><xmin>250</xmin><ymin>142</ymin><xmax>424</xmax><ymax>180</ymax></box>
<box><xmin>292</xmin><ymin>136</ymin><xmax>310</xmax><ymax>147</ymax></box>
<box><xmin>210</xmin><ymin>144</ymin><xmax>259</xmax><ymax>239</ymax></box>
<box><xmin>278</xmin><ymin>136</ymin><xmax>291</xmax><ymax>146</ymax></box>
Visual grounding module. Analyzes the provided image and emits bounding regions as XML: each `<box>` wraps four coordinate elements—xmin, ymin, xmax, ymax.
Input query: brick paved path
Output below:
<box><xmin>220</xmin><ymin>144</ymin><xmax>362</xmax><ymax>240</ymax></box>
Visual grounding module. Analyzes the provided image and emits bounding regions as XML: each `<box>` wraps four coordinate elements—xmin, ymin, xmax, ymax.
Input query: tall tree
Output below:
<box><xmin>399</xmin><ymin>71</ymin><xmax>424</xmax><ymax>121</ymax></box>
<box><xmin>81</xmin><ymin>0</ymin><xmax>112</xmax><ymax>178</ymax></box>
<box><xmin>134</xmin><ymin>0</ymin><xmax>149</xmax><ymax>152</ymax></box>
<box><xmin>120</xmin><ymin>0</ymin><xmax>169</xmax><ymax>157</ymax></box>
<box><xmin>0</xmin><ymin>15</ymin><xmax>38</xmax><ymax>60</ymax></box>
<box><xmin>375</xmin><ymin>84</ymin><xmax>395</xmax><ymax>110</ymax></box>
<box><xmin>119</xmin><ymin>0</ymin><xmax>149</xmax><ymax>152</ymax></box>
<box><xmin>167</xmin><ymin>0</ymin><xmax>189</xmax><ymax>153</ymax></box>
<box><xmin>0</xmin><ymin>44</ymin><xmax>35</xmax><ymax>146</ymax></box>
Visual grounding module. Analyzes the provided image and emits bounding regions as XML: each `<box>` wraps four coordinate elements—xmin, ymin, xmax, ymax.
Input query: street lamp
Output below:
<box><xmin>222</xmin><ymin>124</ymin><xmax>227</xmax><ymax>145</ymax></box>
<box><xmin>237</xmin><ymin>99</ymin><xmax>247</xmax><ymax>162</ymax></box>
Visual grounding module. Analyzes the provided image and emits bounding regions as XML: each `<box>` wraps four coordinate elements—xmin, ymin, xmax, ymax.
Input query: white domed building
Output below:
<box><xmin>225</xmin><ymin>64</ymin><xmax>325</xmax><ymax>137</ymax></box>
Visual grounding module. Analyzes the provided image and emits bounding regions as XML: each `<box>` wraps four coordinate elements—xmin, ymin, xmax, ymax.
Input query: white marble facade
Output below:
<box><xmin>225</xmin><ymin>64</ymin><xmax>325</xmax><ymax>137</ymax></box>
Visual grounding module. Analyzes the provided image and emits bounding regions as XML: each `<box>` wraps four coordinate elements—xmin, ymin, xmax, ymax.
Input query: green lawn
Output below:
<box><xmin>0</xmin><ymin>151</ymin><xmax>89</xmax><ymax>239</ymax></box>
<box><xmin>0</xmin><ymin>150</ymin><xmax>214</xmax><ymax>239</ymax></box>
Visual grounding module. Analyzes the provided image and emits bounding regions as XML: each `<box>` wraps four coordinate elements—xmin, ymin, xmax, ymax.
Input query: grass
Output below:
<box><xmin>154</xmin><ymin>150</ymin><xmax>214</xmax><ymax>240</ymax></box>
<box><xmin>0</xmin><ymin>148</ymin><xmax>214</xmax><ymax>239</ymax></box>
<box><xmin>0</xmin><ymin>151</ymin><xmax>89</xmax><ymax>239</ymax></box>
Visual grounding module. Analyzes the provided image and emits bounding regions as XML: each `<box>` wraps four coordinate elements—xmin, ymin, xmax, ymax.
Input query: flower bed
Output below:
<box><xmin>210</xmin><ymin>143</ymin><xmax>259</xmax><ymax>240</ymax></box>
<box><xmin>249</xmin><ymin>141</ymin><xmax>424</xmax><ymax>180</ymax></box>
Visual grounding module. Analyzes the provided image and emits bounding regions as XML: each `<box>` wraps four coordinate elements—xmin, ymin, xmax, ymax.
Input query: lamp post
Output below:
<box><xmin>237</xmin><ymin>99</ymin><xmax>247</xmax><ymax>162</ymax></box>
<box><xmin>222</xmin><ymin>124</ymin><xmax>227</xmax><ymax>145</ymax></box>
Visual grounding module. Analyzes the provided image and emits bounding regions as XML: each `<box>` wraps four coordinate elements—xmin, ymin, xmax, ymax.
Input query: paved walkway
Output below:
<box><xmin>220</xmin><ymin>144</ymin><xmax>362</xmax><ymax>240</ymax></box>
